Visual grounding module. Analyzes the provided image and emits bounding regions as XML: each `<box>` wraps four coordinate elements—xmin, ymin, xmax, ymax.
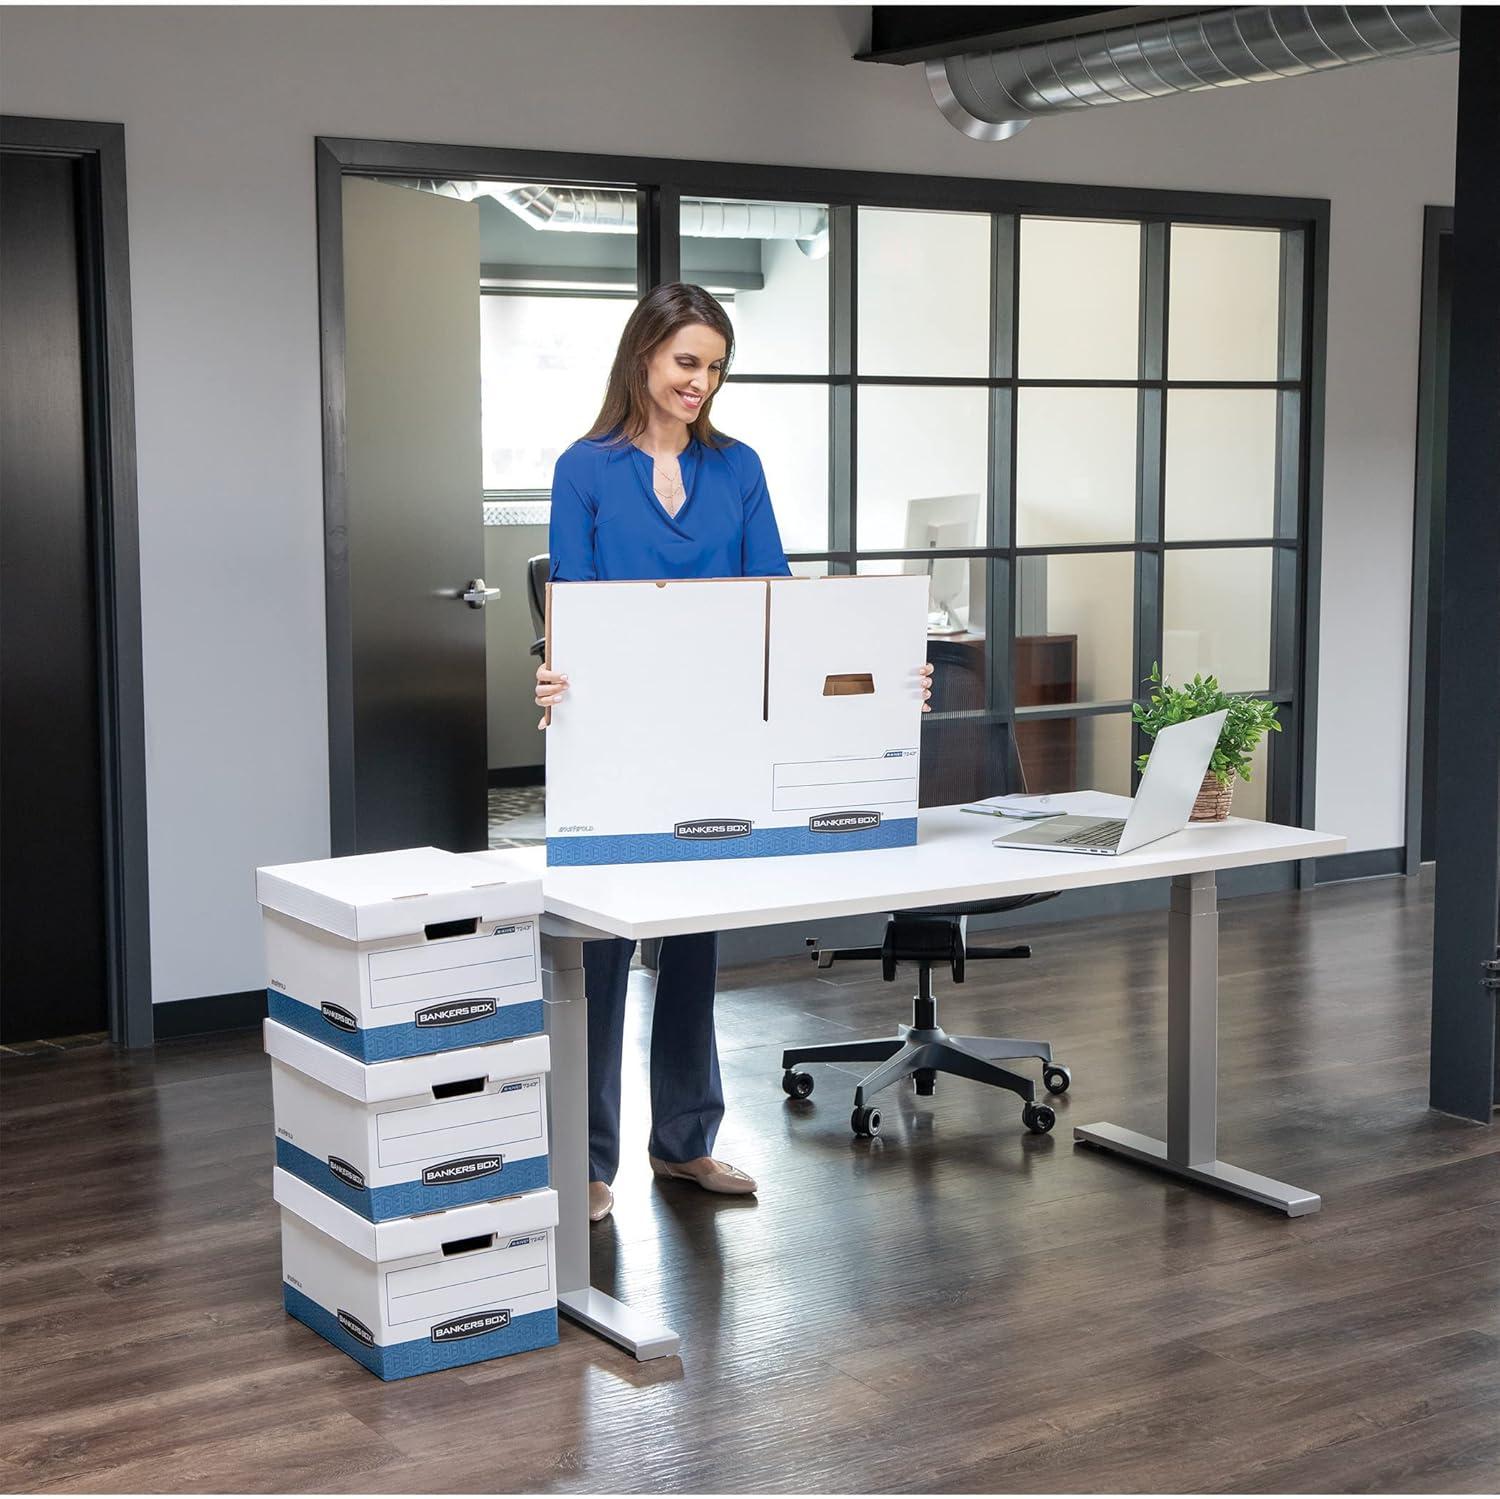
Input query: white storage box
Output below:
<box><xmin>266</xmin><ymin>1020</ymin><xmax>550</xmax><ymax>1221</ymax></box>
<box><xmin>275</xmin><ymin>1167</ymin><xmax>558</xmax><ymax>1380</ymax></box>
<box><xmin>257</xmin><ymin>847</ymin><xmax>542</xmax><ymax>1061</ymax></box>
<box><xmin>545</xmin><ymin>575</ymin><xmax>927</xmax><ymax>865</ymax></box>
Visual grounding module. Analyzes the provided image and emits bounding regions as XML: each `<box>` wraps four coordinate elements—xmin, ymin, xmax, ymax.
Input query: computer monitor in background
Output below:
<box><xmin>902</xmin><ymin>494</ymin><xmax>979</xmax><ymax>631</ymax></box>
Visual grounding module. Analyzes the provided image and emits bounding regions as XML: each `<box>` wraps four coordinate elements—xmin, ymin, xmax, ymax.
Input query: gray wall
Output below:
<box><xmin>0</xmin><ymin>5</ymin><xmax>1456</xmax><ymax>1005</ymax></box>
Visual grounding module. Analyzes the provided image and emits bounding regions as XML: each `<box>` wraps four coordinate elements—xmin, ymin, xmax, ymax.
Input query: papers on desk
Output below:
<box><xmin>961</xmin><ymin>795</ymin><xmax>1066</xmax><ymax>822</ymax></box>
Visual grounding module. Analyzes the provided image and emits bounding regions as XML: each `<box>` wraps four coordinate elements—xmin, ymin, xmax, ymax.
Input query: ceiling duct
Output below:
<box><xmin>925</xmin><ymin>5</ymin><xmax>1461</xmax><ymax>141</ymax></box>
<box><xmin>422</xmin><ymin>180</ymin><xmax>830</xmax><ymax>258</ymax></box>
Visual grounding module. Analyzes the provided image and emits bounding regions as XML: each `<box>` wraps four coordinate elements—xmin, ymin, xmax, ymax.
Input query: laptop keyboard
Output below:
<box><xmin>1056</xmin><ymin>818</ymin><xmax>1127</xmax><ymax>849</ymax></box>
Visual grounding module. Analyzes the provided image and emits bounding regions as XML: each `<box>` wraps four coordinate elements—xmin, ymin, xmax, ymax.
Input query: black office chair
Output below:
<box><xmin>526</xmin><ymin>553</ymin><xmax>548</xmax><ymax>659</ymax></box>
<box><xmin>780</xmin><ymin>640</ymin><xmax>1071</xmax><ymax>1139</ymax></box>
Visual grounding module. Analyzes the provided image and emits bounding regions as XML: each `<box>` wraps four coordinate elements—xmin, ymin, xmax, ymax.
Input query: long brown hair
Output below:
<box><xmin>584</xmin><ymin>282</ymin><xmax>735</xmax><ymax>447</ymax></box>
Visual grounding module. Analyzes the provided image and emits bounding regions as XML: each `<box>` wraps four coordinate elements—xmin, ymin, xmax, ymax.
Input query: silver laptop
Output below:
<box><xmin>991</xmin><ymin>709</ymin><xmax>1229</xmax><ymax>856</ymax></box>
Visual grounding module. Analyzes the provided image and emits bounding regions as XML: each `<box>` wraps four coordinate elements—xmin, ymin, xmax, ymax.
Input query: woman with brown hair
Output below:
<box><xmin>536</xmin><ymin>282</ymin><xmax>929</xmax><ymax>1223</ymax></box>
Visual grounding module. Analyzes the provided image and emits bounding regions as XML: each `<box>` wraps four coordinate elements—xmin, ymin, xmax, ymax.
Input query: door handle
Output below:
<box><xmin>461</xmin><ymin>578</ymin><xmax>501</xmax><ymax>609</ymax></box>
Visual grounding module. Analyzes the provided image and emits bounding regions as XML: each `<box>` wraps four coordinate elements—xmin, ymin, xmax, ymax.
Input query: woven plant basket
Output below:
<box><xmin>1190</xmin><ymin>769</ymin><xmax>1236</xmax><ymax>822</ymax></box>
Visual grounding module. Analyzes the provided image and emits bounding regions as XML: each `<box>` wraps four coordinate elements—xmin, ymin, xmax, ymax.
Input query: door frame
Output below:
<box><xmin>315</xmin><ymin>135</ymin><xmax>1328</xmax><ymax>869</ymax></box>
<box><xmin>1404</xmin><ymin>204</ymin><xmax>1453</xmax><ymax>877</ymax></box>
<box><xmin>316</xmin><ymin>138</ymin><xmax>679</xmax><ymax>855</ymax></box>
<box><xmin>1</xmin><ymin>116</ymin><xmax>152</xmax><ymax>1046</ymax></box>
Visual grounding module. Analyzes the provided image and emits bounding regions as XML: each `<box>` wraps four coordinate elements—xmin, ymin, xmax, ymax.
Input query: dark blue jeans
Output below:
<box><xmin>583</xmin><ymin>931</ymin><xmax>723</xmax><ymax>1184</ymax></box>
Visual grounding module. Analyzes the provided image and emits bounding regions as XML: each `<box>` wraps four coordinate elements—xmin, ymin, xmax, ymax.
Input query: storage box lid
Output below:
<box><xmin>264</xmin><ymin>1020</ymin><xmax>549</xmax><ymax>1103</ymax></box>
<box><xmin>273</xmin><ymin>1167</ymin><xmax>558</xmax><ymax>1262</ymax></box>
<box><xmin>255</xmin><ymin>847</ymin><xmax>541</xmax><ymax>942</ymax></box>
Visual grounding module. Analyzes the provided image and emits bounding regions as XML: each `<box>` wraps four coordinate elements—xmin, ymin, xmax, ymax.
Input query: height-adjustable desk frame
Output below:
<box><xmin>530</xmin><ymin>797</ymin><xmax>1345</xmax><ymax>1361</ymax></box>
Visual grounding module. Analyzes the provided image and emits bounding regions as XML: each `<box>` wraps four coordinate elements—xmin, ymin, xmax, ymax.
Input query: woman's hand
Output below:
<box><xmin>535</xmin><ymin>663</ymin><xmax>569</xmax><ymax>730</ymax></box>
<box><xmin>920</xmin><ymin>661</ymin><xmax>934</xmax><ymax>712</ymax></box>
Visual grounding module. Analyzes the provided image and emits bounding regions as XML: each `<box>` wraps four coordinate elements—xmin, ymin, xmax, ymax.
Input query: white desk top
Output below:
<box><xmin>496</xmin><ymin>794</ymin><xmax>1345</xmax><ymax>941</ymax></box>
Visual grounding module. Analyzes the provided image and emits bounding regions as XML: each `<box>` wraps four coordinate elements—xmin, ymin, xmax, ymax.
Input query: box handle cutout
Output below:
<box><xmin>424</xmin><ymin>916</ymin><xmax>478</xmax><ymax>941</ymax></box>
<box><xmin>431</xmin><ymin>1076</ymin><xmax>486</xmax><ymax>1100</ymax></box>
<box><xmin>441</xmin><ymin>1232</ymin><xmax>495</xmax><ymax>1257</ymax></box>
<box><xmin>823</xmin><ymin>673</ymin><xmax>875</xmax><ymax>696</ymax></box>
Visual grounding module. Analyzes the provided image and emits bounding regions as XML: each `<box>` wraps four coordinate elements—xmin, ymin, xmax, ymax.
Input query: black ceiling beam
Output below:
<box><xmin>858</xmin><ymin>6</ymin><xmax>1204</xmax><ymax>65</ymax></box>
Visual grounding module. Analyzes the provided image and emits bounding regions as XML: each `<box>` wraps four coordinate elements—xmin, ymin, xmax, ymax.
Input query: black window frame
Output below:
<box><xmin>317</xmin><ymin>137</ymin><xmax>1328</xmax><ymax>860</ymax></box>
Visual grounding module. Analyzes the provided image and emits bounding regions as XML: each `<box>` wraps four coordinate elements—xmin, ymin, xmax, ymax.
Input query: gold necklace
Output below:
<box><xmin>652</xmin><ymin>457</ymin><xmax>686</xmax><ymax>505</ymax></box>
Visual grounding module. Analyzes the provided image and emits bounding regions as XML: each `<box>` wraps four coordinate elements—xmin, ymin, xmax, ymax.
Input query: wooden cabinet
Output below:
<box><xmin>1013</xmin><ymin>634</ymin><xmax>1078</xmax><ymax>794</ymax></box>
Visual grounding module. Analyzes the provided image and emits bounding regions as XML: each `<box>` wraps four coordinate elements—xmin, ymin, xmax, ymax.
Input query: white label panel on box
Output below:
<box><xmin>383</xmin><ymin>1237</ymin><xmax>552</xmax><ymax>1329</ymax></box>
<box><xmin>366</xmin><ymin>928</ymin><xmax>538</xmax><ymax>1012</ymax></box>
<box><xmin>375</xmin><ymin>1082</ymin><xmax>545</xmax><ymax>1169</ymax></box>
<box><xmin>772</xmin><ymin>755</ymin><xmax>921</xmax><ymax>813</ymax></box>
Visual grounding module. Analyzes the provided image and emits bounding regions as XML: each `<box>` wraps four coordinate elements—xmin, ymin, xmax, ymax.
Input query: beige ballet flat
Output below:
<box><xmin>648</xmin><ymin>1154</ymin><xmax>758</xmax><ymax>1195</ymax></box>
<box><xmin>588</xmin><ymin>1180</ymin><xmax>614</xmax><ymax>1222</ymax></box>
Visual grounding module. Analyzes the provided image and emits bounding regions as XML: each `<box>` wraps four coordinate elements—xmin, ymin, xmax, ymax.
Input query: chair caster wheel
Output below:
<box><xmin>1022</xmin><ymin>1102</ymin><xmax>1056</xmax><ymax>1134</ymax></box>
<box><xmin>914</xmin><ymin>1068</ymin><xmax>936</xmax><ymax>1096</ymax></box>
<box><xmin>851</xmin><ymin>1105</ymin><xmax>882</xmax><ymax>1138</ymax></box>
<box><xmin>1043</xmin><ymin>1063</ymin><xmax>1071</xmax><ymax>1096</ymax></box>
<box><xmin>782</xmin><ymin>1070</ymin><xmax>814</xmax><ymax>1100</ymax></box>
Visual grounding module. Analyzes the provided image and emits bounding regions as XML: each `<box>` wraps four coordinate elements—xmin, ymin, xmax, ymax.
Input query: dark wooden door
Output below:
<box><xmin>339</xmin><ymin>176</ymin><xmax>488</xmax><ymax>855</ymax></box>
<box><xmin>0</xmin><ymin>151</ymin><xmax>109</xmax><ymax>1041</ymax></box>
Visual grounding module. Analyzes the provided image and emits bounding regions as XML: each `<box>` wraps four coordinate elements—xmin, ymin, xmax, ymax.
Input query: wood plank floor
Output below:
<box><xmin>3</xmin><ymin>870</ymin><xmax>1498</xmax><ymax>1494</ymax></box>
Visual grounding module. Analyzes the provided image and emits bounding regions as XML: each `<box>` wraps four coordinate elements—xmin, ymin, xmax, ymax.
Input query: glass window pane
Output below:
<box><xmin>1231</xmin><ymin>735</ymin><xmax>1269</xmax><ymax>821</ymax></box>
<box><xmin>1016</xmin><ymin>712</ymin><xmax>1134</xmax><ymax>797</ymax></box>
<box><xmin>712</xmin><ymin>383</ymin><xmax>829</xmax><ymax>553</ymax></box>
<box><xmin>1165</xmin><ymin>389</ymin><xmax>1278</xmax><ymax>540</ymax></box>
<box><xmin>476</xmin><ymin>190</ymin><xmax>635</xmax><ymax>290</ymax></box>
<box><xmin>1018</xmin><ymin>217</ymin><xmax>1140</xmax><ymax>380</ymax></box>
<box><xmin>1163</xmin><ymin>548</ymin><xmax>1273</xmax><ymax>693</ymax></box>
<box><xmin>858</xmin><ymin>208</ymin><xmax>990</xmax><ymax>377</ymax></box>
<box><xmin>860</xmin><ymin>556</ymin><xmax>990</xmax><ymax>644</ymax></box>
<box><xmin>1168</xmin><ymin>225</ymin><xmax>1282</xmax><ymax>381</ymax></box>
<box><xmin>1014</xmin><ymin>553</ymin><xmax>1135</xmax><ymax>706</ymax></box>
<box><xmin>681</xmin><ymin>197</ymin><xmax>830</xmax><ymax>375</ymax></box>
<box><xmin>1016</xmin><ymin>388</ymin><xmax>1137</xmax><ymax>546</ymax></box>
<box><xmin>901</xmin><ymin>556</ymin><xmax>996</xmax><ymax>802</ymax></box>
<box><xmin>856</xmin><ymin>386</ymin><xmax>989</xmax><ymax>550</ymax></box>
<box><xmin>789</xmin><ymin>558</ymin><xmax>830</xmax><ymax>578</ymax></box>
<box><xmin>481</xmin><ymin>294</ymin><xmax>634</xmax><ymax>490</ymax></box>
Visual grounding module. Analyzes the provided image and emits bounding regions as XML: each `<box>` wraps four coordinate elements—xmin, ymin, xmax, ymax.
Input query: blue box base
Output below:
<box><xmin>275</xmin><ymin>1137</ymin><xmax>550</xmax><ymax>1221</ymax></box>
<box><xmin>547</xmin><ymin>816</ymin><xmax>918</xmax><ymax>866</ymax></box>
<box><xmin>268</xmin><ymin>988</ymin><xmax>542</xmax><ymax>1062</ymax></box>
<box><xmin>283</xmin><ymin>1284</ymin><xmax>558</xmax><ymax>1380</ymax></box>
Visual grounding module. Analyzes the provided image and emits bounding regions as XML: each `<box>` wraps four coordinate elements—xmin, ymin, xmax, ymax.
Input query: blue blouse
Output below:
<box><xmin>548</xmin><ymin>434</ymin><xmax>791</xmax><ymax>582</ymax></box>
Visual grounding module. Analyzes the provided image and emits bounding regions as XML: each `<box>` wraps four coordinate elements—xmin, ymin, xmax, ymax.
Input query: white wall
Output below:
<box><xmin>0</xmin><ymin>5</ymin><xmax>1455</xmax><ymax>1003</ymax></box>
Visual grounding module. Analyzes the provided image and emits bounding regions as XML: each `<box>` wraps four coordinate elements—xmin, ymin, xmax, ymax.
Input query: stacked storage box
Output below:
<box><xmin>256</xmin><ymin>847</ymin><xmax>557</xmax><ymax>1379</ymax></box>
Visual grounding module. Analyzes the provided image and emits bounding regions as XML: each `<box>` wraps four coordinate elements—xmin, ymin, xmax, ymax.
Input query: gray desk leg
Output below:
<box><xmin>1074</xmin><ymin>870</ymin><xmax>1321</xmax><ymax>1217</ymax></box>
<box><xmin>542</xmin><ymin>934</ymin><xmax>681</xmax><ymax>1360</ymax></box>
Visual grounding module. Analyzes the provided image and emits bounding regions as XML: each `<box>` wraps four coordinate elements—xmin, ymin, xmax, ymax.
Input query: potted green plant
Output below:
<box><xmin>1131</xmin><ymin>664</ymin><xmax>1281</xmax><ymax>821</ymax></box>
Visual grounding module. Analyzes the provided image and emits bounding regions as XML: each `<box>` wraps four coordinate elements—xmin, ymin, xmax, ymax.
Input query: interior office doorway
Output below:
<box><xmin>0</xmin><ymin>117</ymin><xmax>151</xmax><ymax>1046</ymax></box>
<box><xmin>324</xmin><ymin>153</ymin><xmax>826</xmax><ymax>857</ymax></box>
<box><xmin>321</xmin><ymin>154</ymin><xmax>651</xmax><ymax>857</ymax></box>
<box><xmin>1406</xmin><ymin>205</ymin><xmax>1453</xmax><ymax>875</ymax></box>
